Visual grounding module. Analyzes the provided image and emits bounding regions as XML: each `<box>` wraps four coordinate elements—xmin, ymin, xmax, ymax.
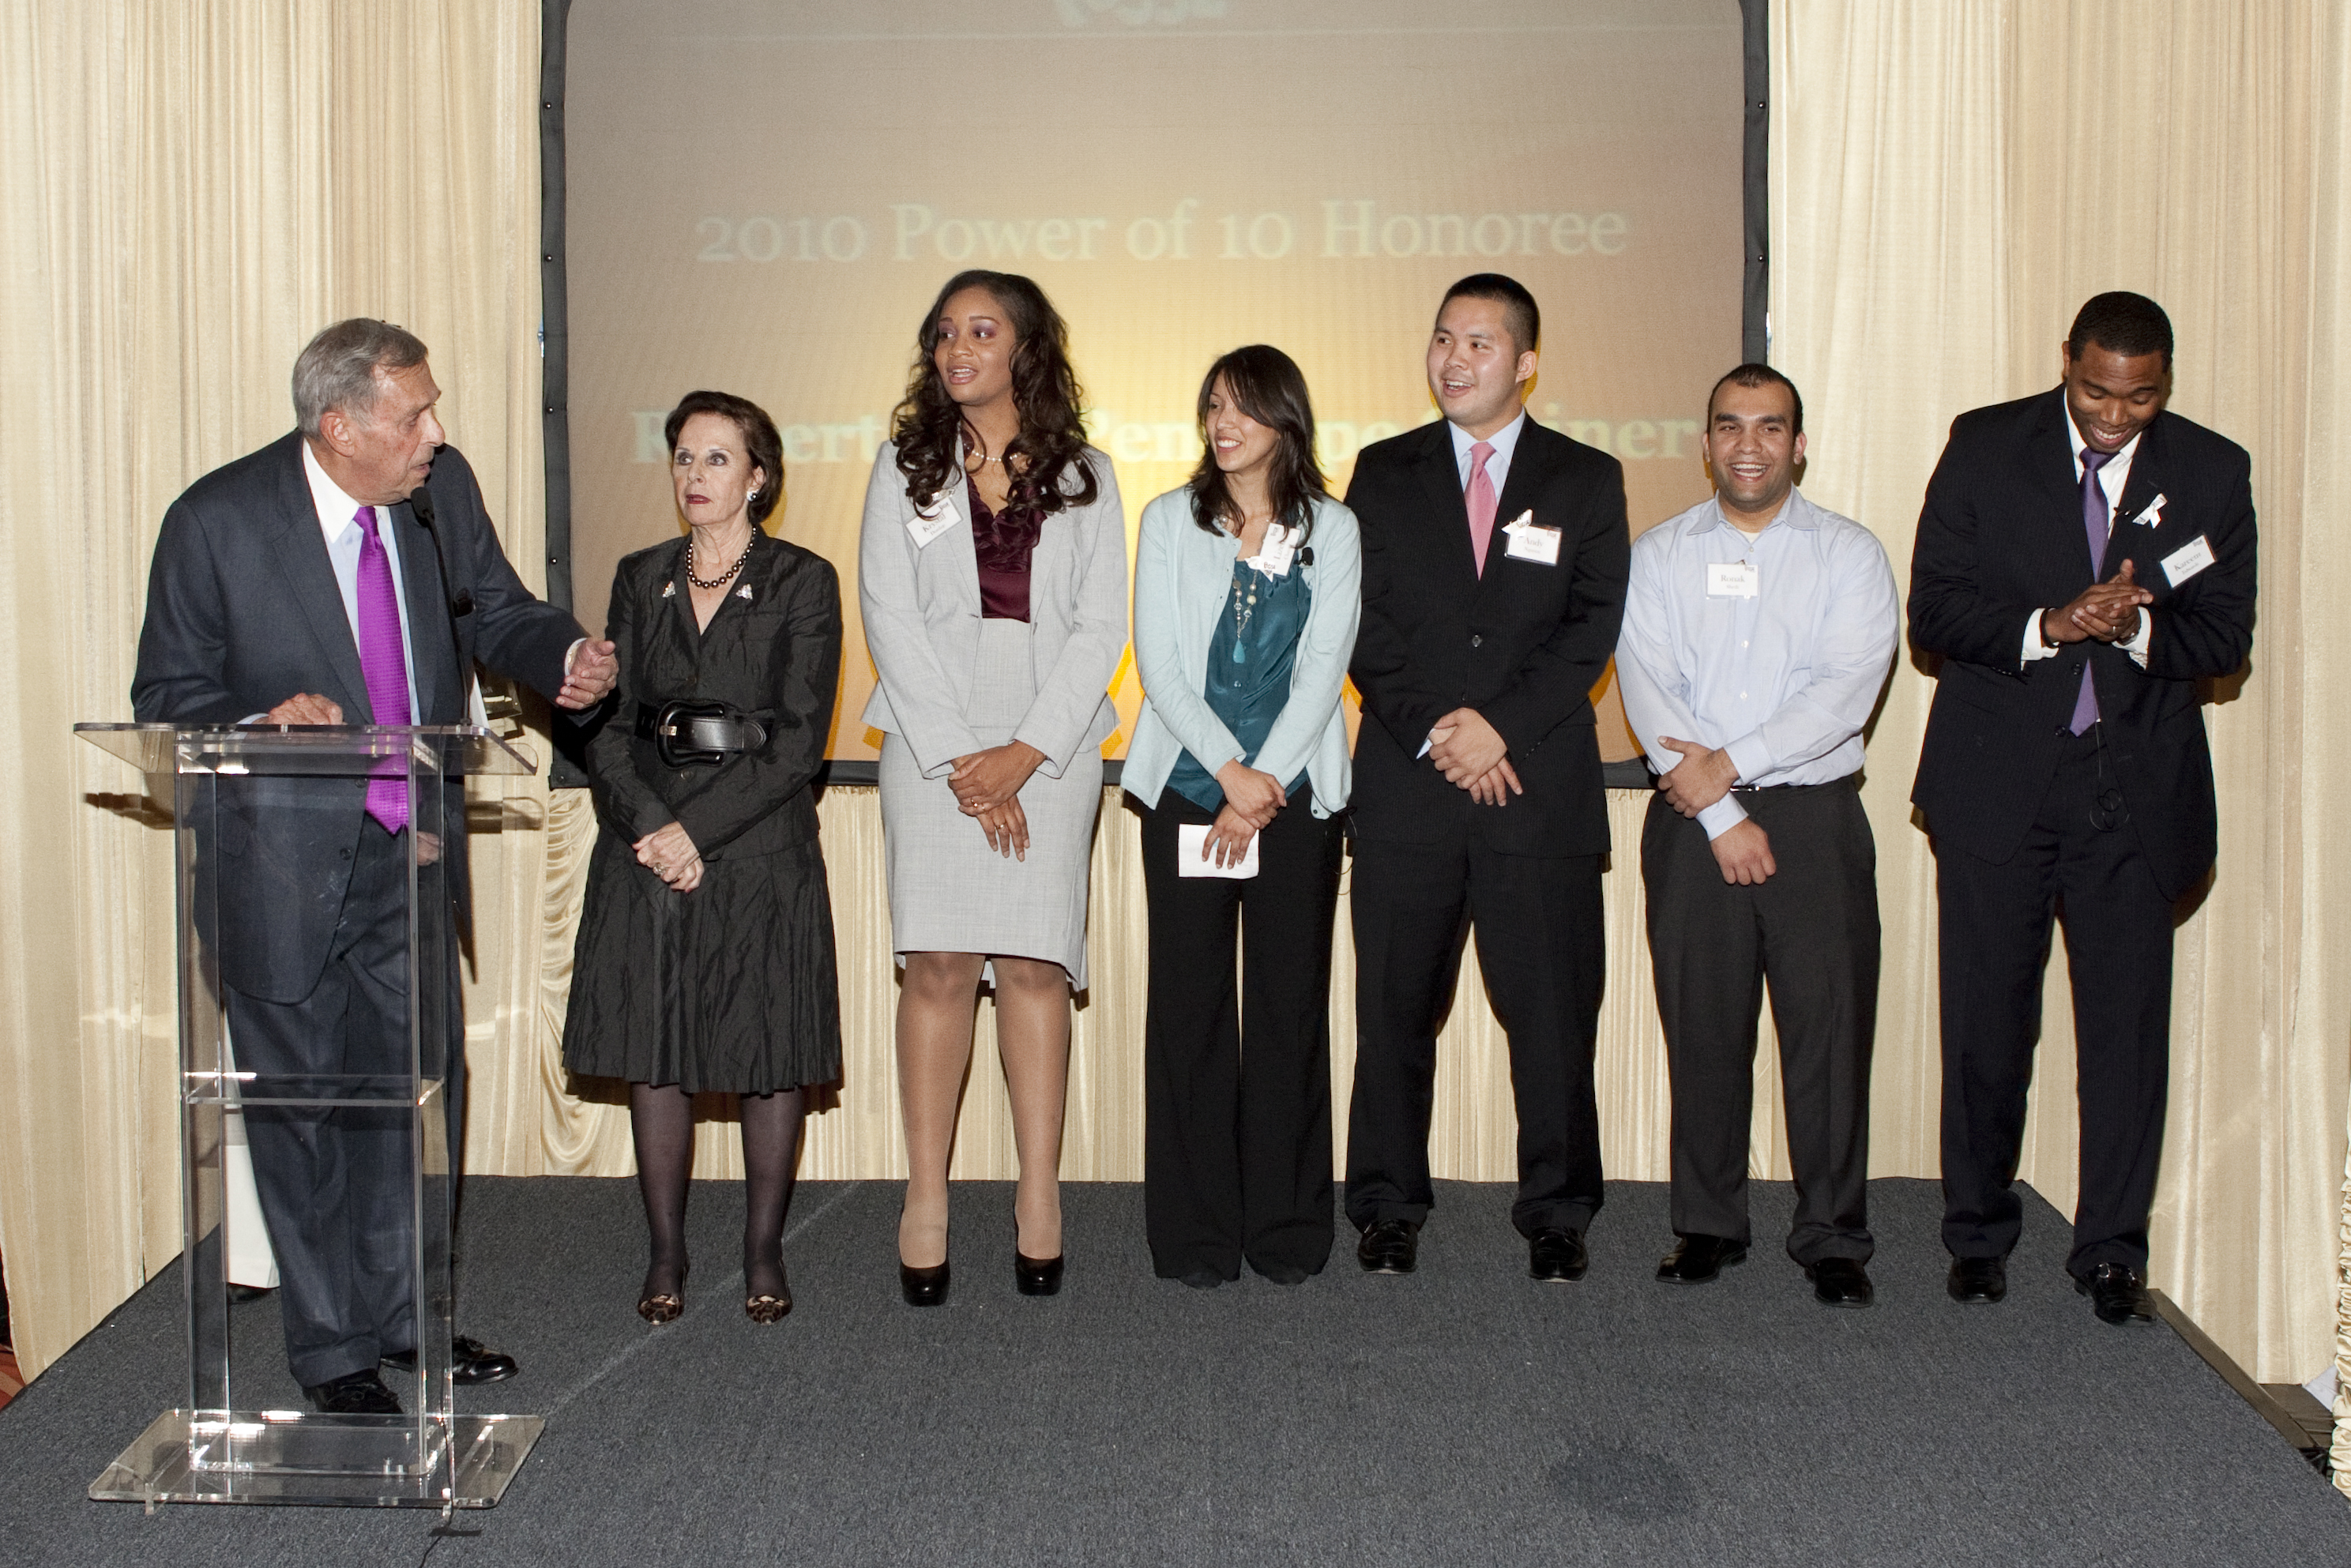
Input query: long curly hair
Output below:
<box><xmin>1186</xmin><ymin>344</ymin><xmax>1328</xmax><ymax>544</ymax></box>
<box><xmin>890</xmin><ymin>271</ymin><xmax>1099</xmax><ymax>562</ymax></box>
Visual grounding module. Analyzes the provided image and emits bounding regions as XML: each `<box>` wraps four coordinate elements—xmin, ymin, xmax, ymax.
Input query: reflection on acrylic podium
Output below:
<box><xmin>76</xmin><ymin>723</ymin><xmax>543</xmax><ymax>1511</ymax></box>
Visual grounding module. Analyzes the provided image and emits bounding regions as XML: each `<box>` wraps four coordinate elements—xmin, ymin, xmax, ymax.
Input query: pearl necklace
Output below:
<box><xmin>686</xmin><ymin>532</ymin><xmax>751</xmax><ymax>591</ymax></box>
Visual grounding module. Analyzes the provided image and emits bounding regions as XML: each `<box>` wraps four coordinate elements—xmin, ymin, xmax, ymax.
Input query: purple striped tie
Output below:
<box><xmin>2067</xmin><ymin>451</ymin><xmax>2114</xmax><ymax>735</ymax></box>
<box><xmin>354</xmin><ymin>506</ymin><xmax>412</xmax><ymax>832</ymax></box>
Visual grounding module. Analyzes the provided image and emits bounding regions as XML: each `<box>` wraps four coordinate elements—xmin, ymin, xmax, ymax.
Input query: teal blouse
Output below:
<box><xmin>1164</xmin><ymin>554</ymin><xmax>1314</xmax><ymax>814</ymax></box>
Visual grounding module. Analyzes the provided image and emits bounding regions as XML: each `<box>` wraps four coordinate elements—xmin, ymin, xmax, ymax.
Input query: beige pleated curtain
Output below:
<box><xmin>5</xmin><ymin>7</ymin><xmax>2351</xmax><ymax>1495</ymax></box>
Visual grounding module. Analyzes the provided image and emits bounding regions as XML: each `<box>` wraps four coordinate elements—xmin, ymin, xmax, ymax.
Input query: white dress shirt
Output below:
<box><xmin>299</xmin><ymin>440</ymin><xmax>420</xmax><ymax>722</ymax></box>
<box><xmin>1614</xmin><ymin>487</ymin><xmax>1899</xmax><ymax>839</ymax></box>
<box><xmin>2019</xmin><ymin>416</ymin><xmax>2154</xmax><ymax>668</ymax></box>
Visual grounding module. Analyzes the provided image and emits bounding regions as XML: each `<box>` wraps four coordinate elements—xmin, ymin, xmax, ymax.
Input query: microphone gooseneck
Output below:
<box><xmin>406</xmin><ymin>484</ymin><xmax>476</xmax><ymax>618</ymax></box>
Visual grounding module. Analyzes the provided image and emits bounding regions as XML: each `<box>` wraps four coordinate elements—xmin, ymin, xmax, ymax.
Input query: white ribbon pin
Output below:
<box><xmin>2130</xmin><ymin>493</ymin><xmax>2167</xmax><ymax>528</ymax></box>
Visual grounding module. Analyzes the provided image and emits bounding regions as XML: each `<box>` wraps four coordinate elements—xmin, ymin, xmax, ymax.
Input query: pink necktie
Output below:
<box><xmin>354</xmin><ymin>506</ymin><xmax>412</xmax><ymax>832</ymax></box>
<box><xmin>1465</xmin><ymin>440</ymin><xmax>1498</xmax><ymax>575</ymax></box>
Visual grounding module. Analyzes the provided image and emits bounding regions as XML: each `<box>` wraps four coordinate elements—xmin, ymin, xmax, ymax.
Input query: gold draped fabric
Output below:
<box><xmin>6</xmin><ymin>7</ymin><xmax>2351</xmax><ymax>1474</ymax></box>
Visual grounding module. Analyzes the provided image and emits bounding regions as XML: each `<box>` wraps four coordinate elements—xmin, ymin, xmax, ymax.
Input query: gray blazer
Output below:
<box><xmin>858</xmin><ymin>439</ymin><xmax>1129</xmax><ymax>777</ymax></box>
<box><xmin>1123</xmin><ymin>488</ymin><xmax>1361</xmax><ymax>818</ymax></box>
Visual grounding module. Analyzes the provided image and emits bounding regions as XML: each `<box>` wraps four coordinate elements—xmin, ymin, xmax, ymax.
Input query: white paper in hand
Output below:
<box><xmin>1177</xmin><ymin>823</ymin><xmax>1261</xmax><ymax>878</ymax></box>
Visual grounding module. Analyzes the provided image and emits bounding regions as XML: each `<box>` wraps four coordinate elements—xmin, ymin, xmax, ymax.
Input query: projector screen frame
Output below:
<box><xmin>535</xmin><ymin>0</ymin><xmax>1770</xmax><ymax>790</ymax></box>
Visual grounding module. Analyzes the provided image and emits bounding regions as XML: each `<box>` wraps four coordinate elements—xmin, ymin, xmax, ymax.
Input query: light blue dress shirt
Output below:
<box><xmin>1613</xmin><ymin>487</ymin><xmax>1898</xmax><ymax>839</ymax></box>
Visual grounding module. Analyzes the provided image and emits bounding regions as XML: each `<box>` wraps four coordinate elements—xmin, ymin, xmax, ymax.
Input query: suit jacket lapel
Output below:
<box><xmin>1412</xmin><ymin>423</ymin><xmax>1479</xmax><ymax>588</ymax></box>
<box><xmin>2104</xmin><ymin>419</ymin><xmax>2168</xmax><ymax>575</ymax></box>
<box><xmin>1476</xmin><ymin>422</ymin><xmax>1559</xmax><ymax>602</ymax></box>
<box><xmin>2026</xmin><ymin>392</ymin><xmax>2101</xmax><ymax>589</ymax></box>
<box><xmin>267</xmin><ymin>443</ymin><xmax>374</xmax><ymax>720</ymax></box>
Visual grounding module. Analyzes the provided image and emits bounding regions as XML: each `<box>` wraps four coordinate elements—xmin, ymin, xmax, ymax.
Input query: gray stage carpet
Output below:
<box><xmin>3</xmin><ymin>1176</ymin><xmax>2345</xmax><ymax>1566</ymax></box>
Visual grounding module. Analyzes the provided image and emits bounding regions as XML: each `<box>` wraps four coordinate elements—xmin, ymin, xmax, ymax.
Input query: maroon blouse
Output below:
<box><xmin>969</xmin><ymin>476</ymin><xmax>1036</xmax><ymax>622</ymax></box>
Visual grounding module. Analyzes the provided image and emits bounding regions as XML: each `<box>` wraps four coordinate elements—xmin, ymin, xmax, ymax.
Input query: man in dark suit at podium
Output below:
<box><xmin>1343</xmin><ymin>274</ymin><xmax>1630</xmax><ymax>1280</ymax></box>
<box><xmin>1909</xmin><ymin>291</ymin><xmax>2256</xmax><ymax>1325</ymax></box>
<box><xmin>132</xmin><ymin>318</ymin><xmax>617</xmax><ymax>1411</ymax></box>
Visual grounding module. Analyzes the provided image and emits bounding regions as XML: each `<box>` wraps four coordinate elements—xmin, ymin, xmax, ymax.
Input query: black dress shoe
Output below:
<box><xmin>1015</xmin><ymin>1250</ymin><xmax>1064</xmax><ymax>1297</ymax></box>
<box><xmin>226</xmin><ymin>1282</ymin><xmax>274</xmax><ymax>1305</ymax></box>
<box><xmin>1178</xmin><ymin>1268</ymin><xmax>1223</xmax><ymax>1291</ymax></box>
<box><xmin>304</xmin><ymin>1369</ymin><xmax>402</xmax><ymax>1415</ymax></box>
<box><xmin>2076</xmin><ymin>1262</ymin><xmax>2156</xmax><ymax>1325</ymax></box>
<box><xmin>1356</xmin><ymin>1219</ymin><xmax>1419</xmax><ymax>1274</ymax></box>
<box><xmin>1657</xmin><ymin>1234</ymin><xmax>1747</xmax><ymax>1283</ymax></box>
<box><xmin>1946</xmin><ymin>1255</ymin><xmax>2007</xmax><ymax>1304</ymax></box>
<box><xmin>382</xmin><ymin>1336</ymin><xmax>519</xmax><ymax>1386</ymax></box>
<box><xmin>1528</xmin><ymin>1228</ymin><xmax>1588</xmax><ymax>1282</ymax></box>
<box><xmin>1249</xmin><ymin>1260</ymin><xmax>1310</xmax><ymax>1287</ymax></box>
<box><xmin>900</xmin><ymin>1259</ymin><xmax>950</xmax><ymax>1307</ymax></box>
<box><xmin>1806</xmin><ymin>1257</ymin><xmax>1875</xmax><ymax>1307</ymax></box>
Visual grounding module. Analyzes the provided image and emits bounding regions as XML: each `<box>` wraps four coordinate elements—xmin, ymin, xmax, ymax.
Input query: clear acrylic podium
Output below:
<box><xmin>75</xmin><ymin>723</ymin><xmax>544</xmax><ymax>1511</ymax></box>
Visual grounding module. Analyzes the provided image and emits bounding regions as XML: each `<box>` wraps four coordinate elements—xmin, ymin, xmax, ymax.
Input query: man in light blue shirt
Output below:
<box><xmin>1613</xmin><ymin>365</ymin><xmax>1898</xmax><ymax>1307</ymax></box>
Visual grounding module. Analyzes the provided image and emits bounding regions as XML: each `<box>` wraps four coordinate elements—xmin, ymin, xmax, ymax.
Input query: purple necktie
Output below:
<box><xmin>2067</xmin><ymin>449</ymin><xmax>2116</xmax><ymax>735</ymax></box>
<box><xmin>354</xmin><ymin>506</ymin><xmax>413</xmax><ymax>831</ymax></box>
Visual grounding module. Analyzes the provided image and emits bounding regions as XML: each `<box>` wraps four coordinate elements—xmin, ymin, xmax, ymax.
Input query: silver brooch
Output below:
<box><xmin>736</xmin><ymin>585</ymin><xmax>754</xmax><ymax>600</ymax></box>
<box><xmin>661</xmin><ymin>581</ymin><xmax>676</xmax><ymax>598</ymax></box>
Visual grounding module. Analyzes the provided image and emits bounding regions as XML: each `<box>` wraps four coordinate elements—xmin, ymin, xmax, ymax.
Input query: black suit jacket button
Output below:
<box><xmin>1470</xmin><ymin>634</ymin><xmax>1483</xmax><ymax>648</ymax></box>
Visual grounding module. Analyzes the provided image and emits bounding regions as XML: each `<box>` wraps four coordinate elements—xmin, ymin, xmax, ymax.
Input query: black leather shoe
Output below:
<box><xmin>382</xmin><ymin>1336</ymin><xmax>519</xmax><ymax>1386</ymax></box>
<box><xmin>1178</xmin><ymin>1268</ymin><xmax>1223</xmax><ymax>1291</ymax></box>
<box><xmin>1356</xmin><ymin>1218</ymin><xmax>1420</xmax><ymax>1274</ymax></box>
<box><xmin>1250</xmin><ymin>1260</ymin><xmax>1310</xmax><ymax>1287</ymax></box>
<box><xmin>1528</xmin><ymin>1228</ymin><xmax>1588</xmax><ymax>1282</ymax></box>
<box><xmin>1806</xmin><ymin>1257</ymin><xmax>1874</xmax><ymax>1307</ymax></box>
<box><xmin>304</xmin><ymin>1368</ymin><xmax>402</xmax><ymax>1415</ymax></box>
<box><xmin>1946</xmin><ymin>1255</ymin><xmax>2007</xmax><ymax>1304</ymax></box>
<box><xmin>226</xmin><ymin>1282</ymin><xmax>274</xmax><ymax>1305</ymax></box>
<box><xmin>1015</xmin><ymin>1250</ymin><xmax>1064</xmax><ymax>1297</ymax></box>
<box><xmin>1657</xmin><ymin>1234</ymin><xmax>1747</xmax><ymax>1283</ymax></box>
<box><xmin>2076</xmin><ymin>1262</ymin><xmax>2156</xmax><ymax>1325</ymax></box>
<box><xmin>900</xmin><ymin>1259</ymin><xmax>950</xmax><ymax>1307</ymax></box>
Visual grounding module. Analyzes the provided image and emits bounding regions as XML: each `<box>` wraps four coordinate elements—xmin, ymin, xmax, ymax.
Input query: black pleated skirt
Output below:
<box><xmin>562</xmin><ymin>829</ymin><xmax>843</xmax><ymax>1095</ymax></box>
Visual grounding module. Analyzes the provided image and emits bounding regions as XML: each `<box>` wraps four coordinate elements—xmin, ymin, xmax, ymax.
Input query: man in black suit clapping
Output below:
<box><xmin>1909</xmin><ymin>291</ymin><xmax>2256</xmax><ymax>1325</ymax></box>
<box><xmin>1343</xmin><ymin>274</ymin><xmax>1631</xmax><ymax>1281</ymax></box>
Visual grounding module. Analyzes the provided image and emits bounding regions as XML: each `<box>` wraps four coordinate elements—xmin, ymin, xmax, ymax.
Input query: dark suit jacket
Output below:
<box><xmin>584</xmin><ymin>531</ymin><xmax>841</xmax><ymax>859</ymax></box>
<box><xmin>131</xmin><ymin>433</ymin><xmax>584</xmax><ymax>999</ymax></box>
<box><xmin>1346</xmin><ymin>416</ymin><xmax>1630</xmax><ymax>856</ymax></box>
<box><xmin>1908</xmin><ymin>389</ymin><xmax>2257</xmax><ymax>898</ymax></box>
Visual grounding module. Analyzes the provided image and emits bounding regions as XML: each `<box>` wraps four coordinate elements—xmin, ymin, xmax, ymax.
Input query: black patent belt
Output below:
<box><xmin>635</xmin><ymin>700</ymin><xmax>769</xmax><ymax>767</ymax></box>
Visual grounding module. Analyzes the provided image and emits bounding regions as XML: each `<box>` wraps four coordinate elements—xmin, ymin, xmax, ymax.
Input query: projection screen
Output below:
<box><xmin>563</xmin><ymin>0</ymin><xmax>1748</xmax><ymax>765</ymax></box>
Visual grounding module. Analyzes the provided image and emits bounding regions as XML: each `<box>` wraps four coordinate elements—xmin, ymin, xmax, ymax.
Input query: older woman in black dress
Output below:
<box><xmin>563</xmin><ymin>389</ymin><xmax>844</xmax><ymax>1323</ymax></box>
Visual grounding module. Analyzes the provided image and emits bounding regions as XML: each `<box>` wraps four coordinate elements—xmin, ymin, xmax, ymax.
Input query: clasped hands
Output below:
<box><xmin>950</xmin><ymin>740</ymin><xmax>1045</xmax><ymax>859</ymax></box>
<box><xmin>1655</xmin><ymin>737</ymin><xmax>1775</xmax><ymax>886</ymax></box>
<box><xmin>2042</xmin><ymin>559</ymin><xmax>2150</xmax><ymax>647</ymax></box>
<box><xmin>1201</xmin><ymin>759</ymin><xmax>1285</xmax><ymax>867</ymax></box>
<box><xmin>634</xmin><ymin>820</ymin><xmax>703</xmax><ymax>893</ymax></box>
<box><xmin>1428</xmin><ymin>708</ymin><xmax>1522</xmax><ymax>807</ymax></box>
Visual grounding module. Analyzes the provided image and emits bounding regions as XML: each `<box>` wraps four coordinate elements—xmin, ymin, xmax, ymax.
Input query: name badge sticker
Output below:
<box><xmin>1501</xmin><ymin>510</ymin><xmax>1561</xmax><ymax>566</ymax></box>
<box><xmin>906</xmin><ymin>498</ymin><xmax>957</xmax><ymax>548</ymax></box>
<box><xmin>1706</xmin><ymin>560</ymin><xmax>1760</xmax><ymax>598</ymax></box>
<box><xmin>2161</xmin><ymin>534</ymin><xmax>2216</xmax><ymax>587</ymax></box>
<box><xmin>1251</xmin><ymin>524</ymin><xmax>1296</xmax><ymax>577</ymax></box>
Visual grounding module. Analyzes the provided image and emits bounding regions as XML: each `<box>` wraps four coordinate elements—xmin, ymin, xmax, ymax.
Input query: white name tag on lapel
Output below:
<box><xmin>2131</xmin><ymin>493</ymin><xmax>2168</xmax><ymax>528</ymax></box>
<box><xmin>906</xmin><ymin>498</ymin><xmax>957</xmax><ymax>548</ymax></box>
<box><xmin>2161</xmin><ymin>534</ymin><xmax>2216</xmax><ymax>587</ymax></box>
<box><xmin>1249</xmin><ymin>523</ymin><xmax>1296</xmax><ymax>577</ymax></box>
<box><xmin>1501</xmin><ymin>510</ymin><xmax>1560</xmax><ymax>565</ymax></box>
<box><xmin>1177</xmin><ymin>823</ymin><xmax>1261</xmax><ymax>879</ymax></box>
<box><xmin>1706</xmin><ymin>560</ymin><xmax>1760</xmax><ymax>598</ymax></box>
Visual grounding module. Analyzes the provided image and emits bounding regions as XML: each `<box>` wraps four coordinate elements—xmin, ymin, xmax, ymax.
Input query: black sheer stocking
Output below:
<box><xmin>740</xmin><ymin>1089</ymin><xmax>807</xmax><ymax>1303</ymax></box>
<box><xmin>630</xmin><ymin>1082</ymin><xmax>696</xmax><ymax>1304</ymax></box>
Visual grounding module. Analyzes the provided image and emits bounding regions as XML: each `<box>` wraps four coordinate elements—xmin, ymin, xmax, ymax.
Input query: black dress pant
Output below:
<box><xmin>228</xmin><ymin>819</ymin><xmax>465</xmax><ymax>1388</ymax></box>
<box><xmin>1139</xmin><ymin>791</ymin><xmax>1344</xmax><ymax>1280</ymax></box>
<box><xmin>1935</xmin><ymin>728</ymin><xmax>2176</xmax><ymax>1277</ymax></box>
<box><xmin>1344</xmin><ymin>834</ymin><xmax>1605</xmax><ymax>1238</ymax></box>
<box><xmin>1641</xmin><ymin>781</ymin><xmax>1879</xmax><ymax>1265</ymax></box>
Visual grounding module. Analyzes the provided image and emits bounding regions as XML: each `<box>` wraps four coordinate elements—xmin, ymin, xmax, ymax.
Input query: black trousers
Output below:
<box><xmin>1139</xmin><ymin>792</ymin><xmax>1344</xmax><ymax>1280</ymax></box>
<box><xmin>228</xmin><ymin>819</ymin><xmax>465</xmax><ymax>1388</ymax></box>
<box><xmin>1641</xmin><ymin>781</ymin><xmax>1879</xmax><ymax>1265</ymax></box>
<box><xmin>1344</xmin><ymin>834</ymin><xmax>1605</xmax><ymax>1238</ymax></box>
<box><xmin>1935</xmin><ymin>728</ymin><xmax>2176</xmax><ymax>1277</ymax></box>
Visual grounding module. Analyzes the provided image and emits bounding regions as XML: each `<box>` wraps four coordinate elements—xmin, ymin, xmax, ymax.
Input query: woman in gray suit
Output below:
<box><xmin>858</xmin><ymin>270</ymin><xmax>1127</xmax><ymax>1304</ymax></box>
<box><xmin>1125</xmin><ymin>345</ymin><xmax>1360</xmax><ymax>1288</ymax></box>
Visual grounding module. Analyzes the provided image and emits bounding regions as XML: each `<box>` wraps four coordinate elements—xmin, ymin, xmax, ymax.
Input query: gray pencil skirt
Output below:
<box><xmin>877</xmin><ymin>619</ymin><xmax>1105</xmax><ymax>988</ymax></box>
